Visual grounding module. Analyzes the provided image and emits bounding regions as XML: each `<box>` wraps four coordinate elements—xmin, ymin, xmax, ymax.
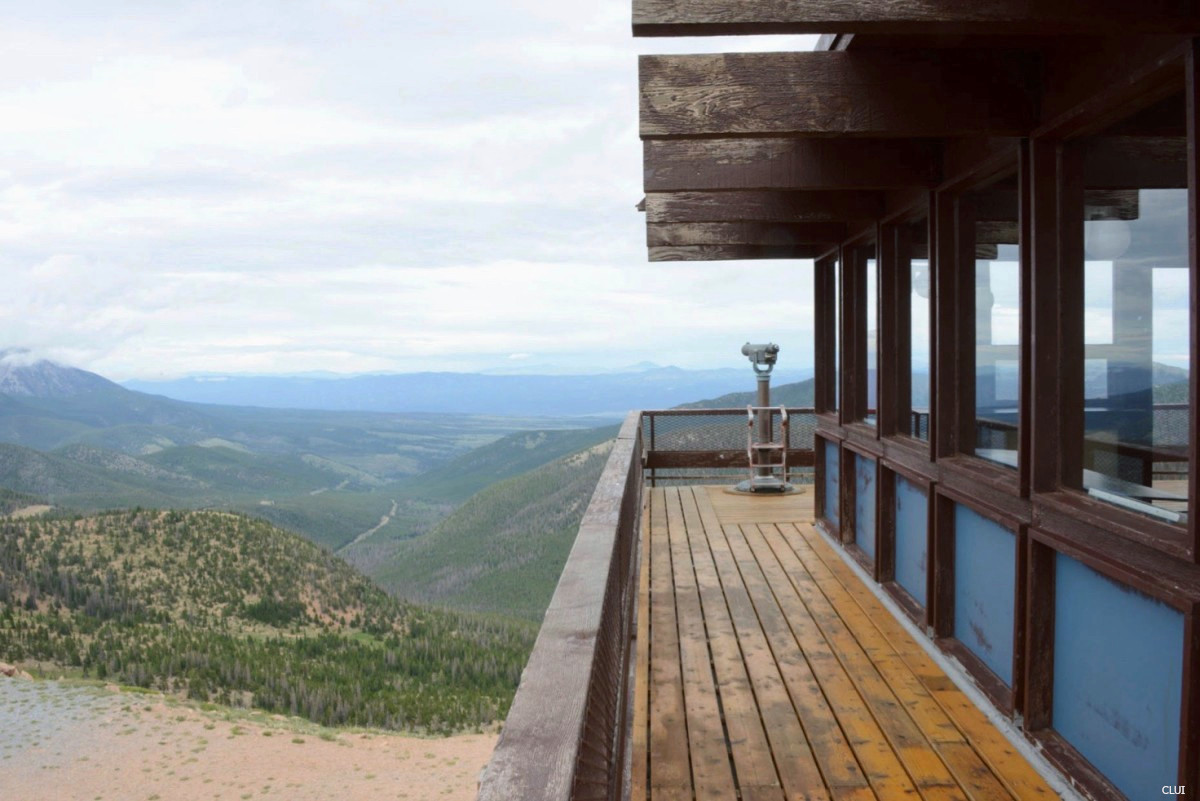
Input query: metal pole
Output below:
<box><xmin>757</xmin><ymin>373</ymin><xmax>771</xmax><ymax>479</ymax></box>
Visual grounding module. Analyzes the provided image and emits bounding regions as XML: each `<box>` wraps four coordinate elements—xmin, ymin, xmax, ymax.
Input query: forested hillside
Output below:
<box><xmin>364</xmin><ymin>441</ymin><xmax>613</xmax><ymax>621</ymax></box>
<box><xmin>0</xmin><ymin>510</ymin><xmax>536</xmax><ymax>733</ymax></box>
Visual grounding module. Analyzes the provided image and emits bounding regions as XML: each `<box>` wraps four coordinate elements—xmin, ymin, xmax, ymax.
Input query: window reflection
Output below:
<box><xmin>899</xmin><ymin>219</ymin><xmax>931</xmax><ymax>440</ymax></box>
<box><xmin>1078</xmin><ymin>90</ymin><xmax>1189</xmax><ymax>523</ymax></box>
<box><xmin>1083</xmin><ymin>191</ymin><xmax>1189</xmax><ymax>520</ymax></box>
<box><xmin>966</xmin><ymin>175</ymin><xmax>1021</xmax><ymax>468</ymax></box>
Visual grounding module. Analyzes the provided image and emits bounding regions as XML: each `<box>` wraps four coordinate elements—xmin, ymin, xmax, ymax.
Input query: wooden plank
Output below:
<box><xmin>670</xmin><ymin>489</ymin><xmax>785</xmax><ymax>801</ymax></box>
<box><xmin>633</xmin><ymin>0</ymin><xmax>1200</xmax><ymax>38</ymax></box>
<box><xmin>639</xmin><ymin>51</ymin><xmax>1037</xmax><ymax>139</ymax></box>
<box><xmin>645</xmin><ymin>190</ymin><xmax>883</xmax><ymax>224</ymax></box>
<box><xmin>792</xmin><ymin>523</ymin><xmax>1057</xmax><ymax>800</ymax></box>
<box><xmin>644</xmin><ymin>138</ymin><xmax>940</xmax><ymax>192</ymax></box>
<box><xmin>662</xmin><ymin>488</ymin><xmax>739</xmax><ymax>799</ymax></box>
<box><xmin>717</xmin><ymin>520</ymin><xmax>876</xmax><ymax>799</ymax></box>
<box><xmin>630</xmin><ymin>491</ymin><xmax>653</xmax><ymax>801</ymax></box>
<box><xmin>778</xmin><ymin>525</ymin><xmax>1021</xmax><ymax>800</ymax></box>
<box><xmin>647</xmin><ymin>488</ymin><xmax>693</xmax><ymax>798</ymax></box>
<box><xmin>704</xmin><ymin>487</ymin><xmax>813</xmax><ymax>525</ymax></box>
<box><xmin>648</xmin><ymin>221</ymin><xmax>847</xmax><ymax>248</ymax></box>
<box><xmin>649</xmin><ymin>244</ymin><xmax>826</xmax><ymax>261</ymax></box>
<box><xmin>754</xmin><ymin>524</ymin><xmax>968</xmax><ymax>795</ymax></box>
<box><xmin>682</xmin><ymin>489</ymin><xmax>830</xmax><ymax>800</ymax></box>
<box><xmin>694</xmin><ymin>497</ymin><xmax>920</xmax><ymax>799</ymax></box>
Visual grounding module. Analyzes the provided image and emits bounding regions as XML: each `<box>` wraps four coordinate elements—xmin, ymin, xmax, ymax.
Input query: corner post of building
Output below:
<box><xmin>1182</xmin><ymin>35</ymin><xmax>1200</xmax><ymax>793</ymax></box>
<box><xmin>839</xmin><ymin>245</ymin><xmax>858</xmax><ymax>542</ymax></box>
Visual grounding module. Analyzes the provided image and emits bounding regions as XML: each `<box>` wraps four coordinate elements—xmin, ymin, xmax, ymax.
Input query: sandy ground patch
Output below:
<box><xmin>7</xmin><ymin>504</ymin><xmax>52</xmax><ymax>518</ymax></box>
<box><xmin>0</xmin><ymin>678</ymin><xmax>496</xmax><ymax>801</ymax></box>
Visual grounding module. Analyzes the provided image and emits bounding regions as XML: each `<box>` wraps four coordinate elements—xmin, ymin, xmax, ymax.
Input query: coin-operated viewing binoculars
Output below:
<box><xmin>741</xmin><ymin>342</ymin><xmax>780</xmax><ymax>374</ymax></box>
<box><xmin>735</xmin><ymin>341</ymin><xmax>795</xmax><ymax>494</ymax></box>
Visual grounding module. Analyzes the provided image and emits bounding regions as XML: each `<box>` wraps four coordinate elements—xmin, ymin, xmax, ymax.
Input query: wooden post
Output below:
<box><xmin>1022</xmin><ymin>538</ymin><xmax>1057</xmax><ymax>730</ymax></box>
<box><xmin>933</xmin><ymin>190</ymin><xmax>956</xmax><ymax>459</ymax></box>
<box><xmin>815</xmin><ymin>256</ymin><xmax>834</xmax><ymax>414</ymax></box>
<box><xmin>931</xmin><ymin>492</ymin><xmax>956</xmax><ymax>637</ymax></box>
<box><xmin>1180</xmin><ymin>604</ymin><xmax>1200</xmax><ymax>792</ymax></box>
<box><xmin>1060</xmin><ymin>144</ymin><xmax>1086</xmax><ymax>490</ymax></box>
<box><xmin>841</xmin><ymin>247</ymin><xmax>856</xmax><ymax>428</ymax></box>
<box><xmin>1187</xmin><ymin>37</ymin><xmax>1200</xmax><ymax>564</ymax></box>
<box><xmin>1028</xmin><ymin>137</ymin><xmax>1064</xmax><ymax>496</ymax></box>
<box><xmin>880</xmin><ymin>224</ymin><xmax>900</xmax><ymax>437</ymax></box>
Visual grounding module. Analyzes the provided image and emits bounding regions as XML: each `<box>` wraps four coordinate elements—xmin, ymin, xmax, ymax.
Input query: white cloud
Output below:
<box><xmin>0</xmin><ymin>2</ymin><xmax>820</xmax><ymax>379</ymax></box>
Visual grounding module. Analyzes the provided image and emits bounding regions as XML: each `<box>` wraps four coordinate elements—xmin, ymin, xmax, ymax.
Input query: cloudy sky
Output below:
<box><xmin>0</xmin><ymin>1</ymin><xmax>818</xmax><ymax>379</ymax></box>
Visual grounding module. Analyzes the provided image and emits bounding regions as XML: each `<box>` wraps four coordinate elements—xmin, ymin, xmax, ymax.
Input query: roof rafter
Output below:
<box><xmin>648</xmin><ymin>221</ymin><xmax>846</xmax><ymax>248</ymax></box>
<box><xmin>645</xmin><ymin>138</ymin><xmax>941</xmax><ymax>192</ymax></box>
<box><xmin>640</xmin><ymin>51</ymin><xmax>1039</xmax><ymax>139</ymax></box>
<box><xmin>633</xmin><ymin>0</ymin><xmax>1200</xmax><ymax>38</ymax></box>
<box><xmin>644</xmin><ymin>191</ymin><xmax>882</xmax><ymax>224</ymax></box>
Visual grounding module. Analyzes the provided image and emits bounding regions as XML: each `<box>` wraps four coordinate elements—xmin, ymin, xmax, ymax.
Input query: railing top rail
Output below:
<box><xmin>477</xmin><ymin>410</ymin><xmax>643</xmax><ymax>801</ymax></box>
<box><xmin>643</xmin><ymin>406</ymin><xmax>816</xmax><ymax>417</ymax></box>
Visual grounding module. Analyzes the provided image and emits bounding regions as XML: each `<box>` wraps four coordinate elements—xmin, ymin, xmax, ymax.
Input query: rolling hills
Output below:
<box><xmin>350</xmin><ymin>440</ymin><xmax>614</xmax><ymax>621</ymax></box>
<box><xmin>0</xmin><ymin>358</ymin><xmax>599</xmax><ymax>549</ymax></box>
<box><xmin>0</xmin><ymin>509</ymin><xmax>536</xmax><ymax>733</ymax></box>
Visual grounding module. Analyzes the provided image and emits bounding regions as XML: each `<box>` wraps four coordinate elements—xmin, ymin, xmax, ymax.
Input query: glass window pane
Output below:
<box><xmin>968</xmin><ymin>177</ymin><xmax>1021</xmax><ymax>467</ymax></box>
<box><xmin>1081</xmin><ymin>111</ymin><xmax>1189</xmax><ymax>522</ymax></box>
<box><xmin>905</xmin><ymin>219</ymin><xmax>931</xmax><ymax>441</ymax></box>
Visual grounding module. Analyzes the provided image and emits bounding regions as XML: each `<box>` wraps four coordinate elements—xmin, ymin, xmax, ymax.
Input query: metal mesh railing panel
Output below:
<box><xmin>641</xmin><ymin>408</ymin><xmax>816</xmax><ymax>486</ymax></box>
<box><xmin>642</xmin><ymin>408</ymin><xmax>816</xmax><ymax>453</ymax></box>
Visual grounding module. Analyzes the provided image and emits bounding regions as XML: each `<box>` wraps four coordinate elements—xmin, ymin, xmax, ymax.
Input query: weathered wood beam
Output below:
<box><xmin>649</xmin><ymin>245</ymin><xmax>826</xmax><ymax>261</ymax></box>
<box><xmin>639</xmin><ymin>51</ymin><xmax>1038</xmax><ymax>139</ymax></box>
<box><xmin>648</xmin><ymin>221</ymin><xmax>846</xmax><ymax>248</ymax></box>
<box><xmin>644</xmin><ymin>138</ymin><xmax>941</xmax><ymax>191</ymax></box>
<box><xmin>1082</xmin><ymin>136</ymin><xmax>1187</xmax><ymax>189</ymax></box>
<box><xmin>645</xmin><ymin>190</ymin><xmax>882</xmax><ymax>223</ymax></box>
<box><xmin>633</xmin><ymin>0</ymin><xmax>1200</xmax><ymax>38</ymax></box>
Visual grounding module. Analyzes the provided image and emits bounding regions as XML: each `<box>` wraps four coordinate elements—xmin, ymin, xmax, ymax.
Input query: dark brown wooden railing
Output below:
<box><xmin>477</xmin><ymin>411</ymin><xmax>643</xmax><ymax>801</ymax></box>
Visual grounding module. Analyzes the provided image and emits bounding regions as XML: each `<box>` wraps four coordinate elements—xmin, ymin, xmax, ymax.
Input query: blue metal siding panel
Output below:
<box><xmin>1053</xmin><ymin>554</ymin><xmax>1183</xmax><ymax>800</ymax></box>
<box><xmin>894</xmin><ymin>477</ymin><xmax>927</xmax><ymax>607</ymax></box>
<box><xmin>855</xmin><ymin>454</ymin><xmax>876</xmax><ymax>559</ymax></box>
<box><xmin>824</xmin><ymin>440</ymin><xmax>840</xmax><ymax>528</ymax></box>
<box><xmin>953</xmin><ymin>504</ymin><xmax>1015</xmax><ymax>685</ymax></box>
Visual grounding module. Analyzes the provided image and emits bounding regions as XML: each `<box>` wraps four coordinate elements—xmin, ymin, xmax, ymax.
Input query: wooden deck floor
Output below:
<box><xmin>630</xmin><ymin>486</ymin><xmax>1057</xmax><ymax>801</ymax></box>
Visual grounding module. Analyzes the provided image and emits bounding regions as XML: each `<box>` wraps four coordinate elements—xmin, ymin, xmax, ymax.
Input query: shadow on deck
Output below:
<box><xmin>633</xmin><ymin>486</ymin><xmax>1055</xmax><ymax>801</ymax></box>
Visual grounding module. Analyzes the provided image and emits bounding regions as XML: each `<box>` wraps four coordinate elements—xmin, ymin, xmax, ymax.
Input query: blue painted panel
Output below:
<box><xmin>1053</xmin><ymin>554</ymin><xmax>1183</xmax><ymax>800</ymax></box>
<box><xmin>823</xmin><ymin>440</ymin><xmax>840</xmax><ymax>528</ymax></box>
<box><xmin>953</xmin><ymin>504</ymin><xmax>1015</xmax><ymax>685</ymax></box>
<box><xmin>894</xmin><ymin>477</ymin><xmax>927</xmax><ymax>606</ymax></box>
<box><xmin>855</xmin><ymin>454</ymin><xmax>876</xmax><ymax>558</ymax></box>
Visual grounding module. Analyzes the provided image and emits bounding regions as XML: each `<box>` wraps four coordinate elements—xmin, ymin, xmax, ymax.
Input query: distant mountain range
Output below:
<box><xmin>122</xmin><ymin>366</ymin><xmax>813</xmax><ymax>417</ymax></box>
<box><xmin>0</xmin><ymin>356</ymin><xmax>593</xmax><ymax>547</ymax></box>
